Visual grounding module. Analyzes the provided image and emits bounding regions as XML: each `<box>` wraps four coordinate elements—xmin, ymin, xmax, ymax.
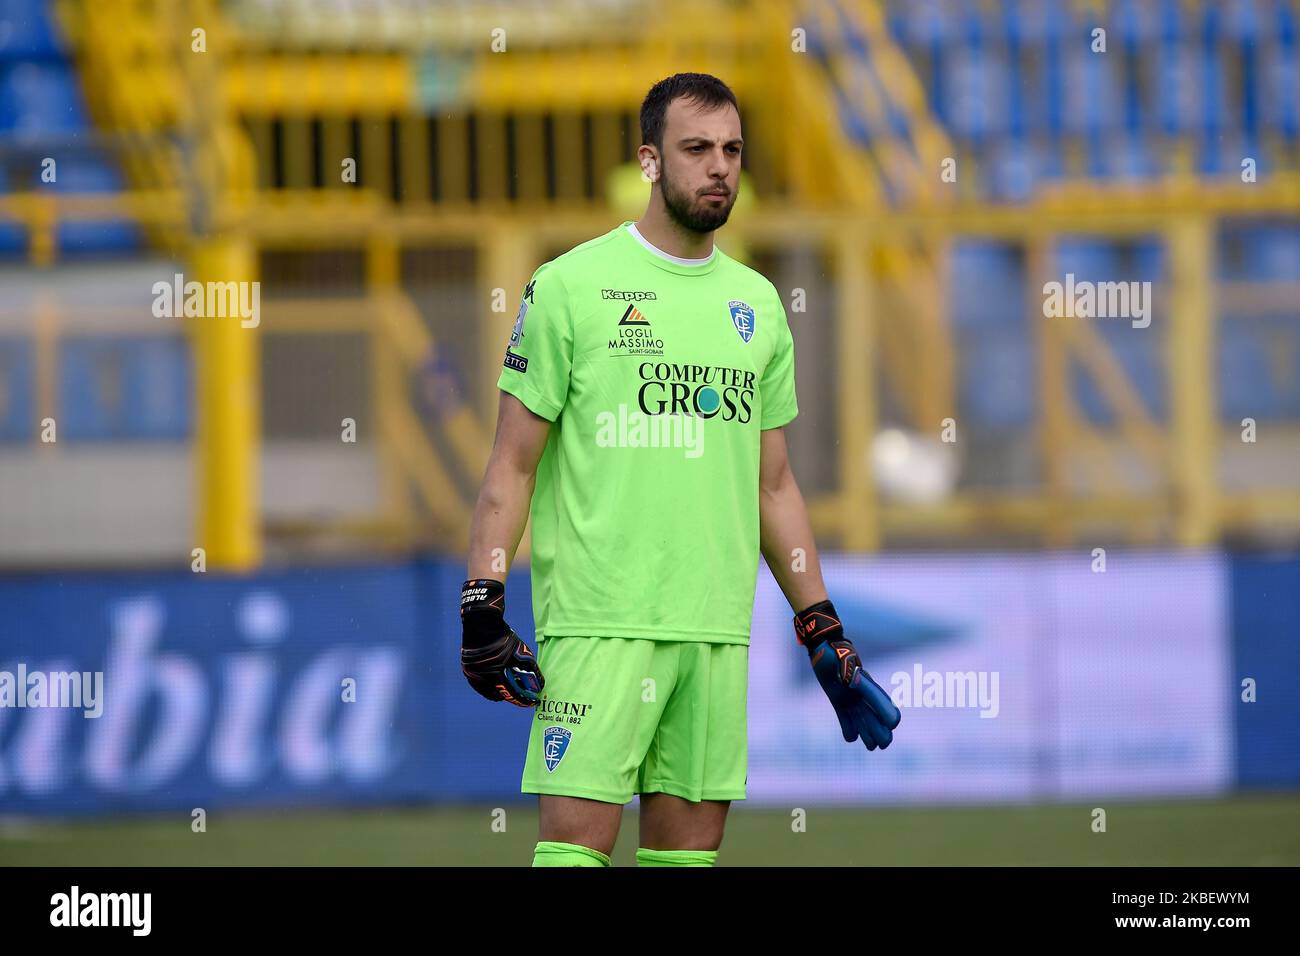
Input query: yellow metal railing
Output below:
<box><xmin>8</xmin><ymin>184</ymin><xmax>1300</xmax><ymax>551</ymax></box>
<box><xmin>10</xmin><ymin>0</ymin><xmax>1300</xmax><ymax>560</ymax></box>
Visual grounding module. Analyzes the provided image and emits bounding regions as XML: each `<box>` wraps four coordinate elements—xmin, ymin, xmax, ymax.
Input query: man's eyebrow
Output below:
<box><xmin>677</xmin><ymin>136</ymin><xmax>745</xmax><ymax>147</ymax></box>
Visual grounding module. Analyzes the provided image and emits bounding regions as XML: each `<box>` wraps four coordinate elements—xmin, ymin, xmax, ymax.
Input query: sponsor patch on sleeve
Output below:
<box><xmin>509</xmin><ymin>298</ymin><xmax>528</xmax><ymax>345</ymax></box>
<box><xmin>503</xmin><ymin>349</ymin><xmax>529</xmax><ymax>373</ymax></box>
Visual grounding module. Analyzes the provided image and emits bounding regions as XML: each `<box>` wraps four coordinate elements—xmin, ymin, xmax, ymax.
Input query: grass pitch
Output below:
<box><xmin>3</xmin><ymin>794</ymin><xmax>1297</xmax><ymax>866</ymax></box>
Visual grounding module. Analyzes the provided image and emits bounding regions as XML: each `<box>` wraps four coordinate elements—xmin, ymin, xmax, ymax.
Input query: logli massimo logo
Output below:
<box><xmin>636</xmin><ymin>361</ymin><xmax>755</xmax><ymax>424</ymax></box>
<box><xmin>608</xmin><ymin>303</ymin><xmax>665</xmax><ymax>356</ymax></box>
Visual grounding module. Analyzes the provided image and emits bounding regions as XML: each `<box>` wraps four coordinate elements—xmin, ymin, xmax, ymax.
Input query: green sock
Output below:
<box><xmin>532</xmin><ymin>841</ymin><xmax>611</xmax><ymax>867</ymax></box>
<box><xmin>636</xmin><ymin>847</ymin><xmax>718</xmax><ymax>867</ymax></box>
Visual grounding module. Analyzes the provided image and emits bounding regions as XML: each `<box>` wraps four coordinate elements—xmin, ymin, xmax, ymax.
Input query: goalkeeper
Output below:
<box><xmin>460</xmin><ymin>73</ymin><xmax>900</xmax><ymax>868</ymax></box>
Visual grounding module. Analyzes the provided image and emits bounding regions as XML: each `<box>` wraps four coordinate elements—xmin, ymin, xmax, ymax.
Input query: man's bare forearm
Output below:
<box><xmin>467</xmin><ymin>467</ymin><xmax>534</xmax><ymax>580</ymax></box>
<box><xmin>466</xmin><ymin>392</ymin><xmax>552</xmax><ymax>581</ymax></box>
<box><xmin>759</xmin><ymin>467</ymin><xmax>829</xmax><ymax>613</ymax></box>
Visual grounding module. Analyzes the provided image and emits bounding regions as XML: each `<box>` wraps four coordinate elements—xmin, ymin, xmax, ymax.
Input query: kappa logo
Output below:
<box><xmin>543</xmin><ymin>725</ymin><xmax>572</xmax><ymax>772</ymax></box>
<box><xmin>729</xmin><ymin>300</ymin><xmax>756</xmax><ymax>343</ymax></box>
<box><xmin>602</xmin><ymin>289</ymin><xmax>657</xmax><ymax>301</ymax></box>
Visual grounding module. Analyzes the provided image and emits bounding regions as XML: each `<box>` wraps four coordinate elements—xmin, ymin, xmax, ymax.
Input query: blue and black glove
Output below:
<box><xmin>460</xmin><ymin>579</ymin><xmax>544</xmax><ymax>707</ymax></box>
<box><xmin>795</xmin><ymin>599</ymin><xmax>900</xmax><ymax>751</ymax></box>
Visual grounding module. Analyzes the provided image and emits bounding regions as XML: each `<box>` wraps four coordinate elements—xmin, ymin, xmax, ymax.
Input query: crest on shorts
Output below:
<box><xmin>729</xmin><ymin>299</ymin><xmax>756</xmax><ymax>343</ymax></box>
<box><xmin>543</xmin><ymin>725</ymin><xmax>572</xmax><ymax>772</ymax></box>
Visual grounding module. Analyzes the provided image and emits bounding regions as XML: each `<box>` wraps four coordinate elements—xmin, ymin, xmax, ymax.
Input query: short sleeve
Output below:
<box><xmin>496</xmin><ymin>264</ymin><xmax>573</xmax><ymax>422</ymax></box>
<box><xmin>759</xmin><ymin>298</ymin><xmax>798</xmax><ymax>429</ymax></box>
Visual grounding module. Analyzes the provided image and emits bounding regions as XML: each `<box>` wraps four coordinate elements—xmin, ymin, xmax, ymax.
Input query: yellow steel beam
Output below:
<box><xmin>191</xmin><ymin>237</ymin><xmax>262</xmax><ymax>570</ymax></box>
<box><xmin>224</xmin><ymin>55</ymin><xmax>416</xmax><ymax>115</ymax></box>
<box><xmin>1167</xmin><ymin>216</ymin><xmax>1219</xmax><ymax>547</ymax></box>
<box><xmin>477</xmin><ymin>226</ymin><xmax>535</xmax><ymax>420</ymax></box>
<box><xmin>1032</xmin><ymin>238</ymin><xmax>1074</xmax><ymax>546</ymax></box>
<box><xmin>833</xmin><ymin>226</ymin><xmax>880</xmax><ymax>550</ymax></box>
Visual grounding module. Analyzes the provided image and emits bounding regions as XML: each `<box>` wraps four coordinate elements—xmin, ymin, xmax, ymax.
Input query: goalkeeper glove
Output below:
<box><xmin>795</xmin><ymin>599</ymin><xmax>900</xmax><ymax>751</ymax></box>
<box><xmin>460</xmin><ymin>579</ymin><xmax>544</xmax><ymax>707</ymax></box>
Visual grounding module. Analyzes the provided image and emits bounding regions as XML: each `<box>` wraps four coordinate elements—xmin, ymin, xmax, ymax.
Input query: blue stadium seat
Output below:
<box><xmin>1038</xmin><ymin>37</ymin><xmax>1066</xmax><ymax>138</ymax></box>
<box><xmin>58</xmin><ymin>336</ymin><xmax>191</xmax><ymax>441</ymax></box>
<box><xmin>1091</xmin><ymin>134</ymin><xmax>1160</xmax><ymax>181</ymax></box>
<box><xmin>1156</xmin><ymin>45</ymin><xmax>1201</xmax><ymax>136</ymax></box>
<box><xmin>1218</xmin><ymin>316</ymin><xmax>1300</xmax><ymax>420</ymax></box>
<box><xmin>1238</xmin><ymin>40</ymin><xmax>1263</xmax><ymax>136</ymax></box>
<box><xmin>948</xmin><ymin>240</ymin><xmax>1025</xmax><ymax>326</ymax></box>
<box><xmin>985</xmin><ymin>138</ymin><xmax>1063</xmax><ymax>202</ymax></box>
<box><xmin>1199</xmin><ymin>44</ymin><xmax>1231</xmax><ymax>139</ymax></box>
<box><xmin>1263</xmin><ymin>46</ymin><xmax>1299</xmax><ymax>139</ymax></box>
<box><xmin>1071</xmin><ymin>330</ymin><xmax>1167</xmax><ymax>425</ymax></box>
<box><xmin>889</xmin><ymin>0</ymin><xmax>951</xmax><ymax>47</ymax></box>
<box><xmin>1037</xmin><ymin>1</ymin><xmax>1076</xmax><ymax>43</ymax></box>
<box><xmin>1250</xmin><ymin>224</ymin><xmax>1300</xmax><ymax>281</ymax></box>
<box><xmin>0</xmin><ymin>335</ymin><xmax>34</xmax><ymax>442</ymax></box>
<box><xmin>122</xmin><ymin>337</ymin><xmax>193</xmax><ymax>439</ymax></box>
<box><xmin>1131</xmin><ymin>239</ymin><xmax>1166</xmax><ymax>282</ymax></box>
<box><xmin>1158</xmin><ymin>0</ymin><xmax>1188</xmax><ymax>44</ymax></box>
<box><xmin>0</xmin><ymin>167</ymin><xmax>26</xmax><ymax>255</ymax></box>
<box><xmin>1113</xmin><ymin>0</ymin><xmax>1162</xmax><ymax>44</ymax></box>
<box><xmin>1222</xmin><ymin>0</ymin><xmax>1265</xmax><ymax>42</ymax></box>
<box><xmin>0</xmin><ymin>60</ymin><xmax>86</xmax><ymax>136</ymax></box>
<box><xmin>1055</xmin><ymin>238</ymin><xmax>1121</xmax><ymax>282</ymax></box>
<box><xmin>1274</xmin><ymin>0</ymin><xmax>1298</xmax><ymax>46</ymax></box>
<box><xmin>48</xmin><ymin>157</ymin><xmax>141</xmax><ymax>254</ymax></box>
<box><xmin>944</xmin><ymin>48</ymin><xmax>1010</xmax><ymax>141</ymax></box>
<box><xmin>0</xmin><ymin>0</ymin><xmax>64</xmax><ymax>60</ymax></box>
<box><xmin>958</xmin><ymin>326</ymin><xmax>1035</xmax><ymax>429</ymax></box>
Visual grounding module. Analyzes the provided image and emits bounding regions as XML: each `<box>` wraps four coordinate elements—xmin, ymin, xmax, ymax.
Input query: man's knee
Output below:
<box><xmin>538</xmin><ymin>794</ymin><xmax>624</xmax><ymax>857</ymax></box>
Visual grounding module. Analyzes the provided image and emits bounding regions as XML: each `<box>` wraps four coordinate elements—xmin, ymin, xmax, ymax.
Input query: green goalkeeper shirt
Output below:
<box><xmin>497</xmin><ymin>221</ymin><xmax>798</xmax><ymax>645</ymax></box>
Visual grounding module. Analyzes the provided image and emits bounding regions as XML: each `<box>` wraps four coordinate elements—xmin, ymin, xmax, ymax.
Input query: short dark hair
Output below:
<box><xmin>639</xmin><ymin>73</ymin><xmax>740</xmax><ymax>152</ymax></box>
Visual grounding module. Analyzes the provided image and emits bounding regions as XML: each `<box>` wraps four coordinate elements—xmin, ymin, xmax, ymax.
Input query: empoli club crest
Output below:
<box><xmin>729</xmin><ymin>299</ymin><xmax>756</xmax><ymax>343</ymax></box>
<box><xmin>543</xmin><ymin>725</ymin><xmax>572</xmax><ymax>772</ymax></box>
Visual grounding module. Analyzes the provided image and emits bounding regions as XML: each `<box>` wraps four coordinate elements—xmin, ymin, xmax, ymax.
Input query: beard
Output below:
<box><xmin>661</xmin><ymin>166</ymin><xmax>737</xmax><ymax>233</ymax></box>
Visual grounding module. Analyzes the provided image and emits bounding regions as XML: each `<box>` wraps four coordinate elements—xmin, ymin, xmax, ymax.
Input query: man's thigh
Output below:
<box><xmin>638</xmin><ymin>793</ymin><xmax>731</xmax><ymax>851</ymax></box>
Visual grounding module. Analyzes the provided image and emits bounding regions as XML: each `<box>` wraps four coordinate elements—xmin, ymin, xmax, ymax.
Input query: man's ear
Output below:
<box><xmin>639</xmin><ymin>148</ymin><xmax>659</xmax><ymax>183</ymax></box>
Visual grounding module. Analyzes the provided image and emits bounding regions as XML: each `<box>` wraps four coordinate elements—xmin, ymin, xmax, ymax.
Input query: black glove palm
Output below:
<box><xmin>460</xmin><ymin>579</ymin><xmax>544</xmax><ymax>707</ymax></box>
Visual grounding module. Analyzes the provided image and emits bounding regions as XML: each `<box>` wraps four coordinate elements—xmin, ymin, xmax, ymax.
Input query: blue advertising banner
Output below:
<box><xmin>0</xmin><ymin>562</ymin><xmax>534</xmax><ymax>815</ymax></box>
<box><xmin>748</xmin><ymin>553</ymin><xmax>1234</xmax><ymax>803</ymax></box>
<box><xmin>1231</xmin><ymin>554</ymin><xmax>1300</xmax><ymax>788</ymax></box>
<box><xmin>0</xmin><ymin>551</ymin><xmax>1289</xmax><ymax>816</ymax></box>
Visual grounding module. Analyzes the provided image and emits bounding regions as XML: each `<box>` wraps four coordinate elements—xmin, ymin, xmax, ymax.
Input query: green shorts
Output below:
<box><xmin>521</xmin><ymin>636</ymin><xmax>749</xmax><ymax>805</ymax></box>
